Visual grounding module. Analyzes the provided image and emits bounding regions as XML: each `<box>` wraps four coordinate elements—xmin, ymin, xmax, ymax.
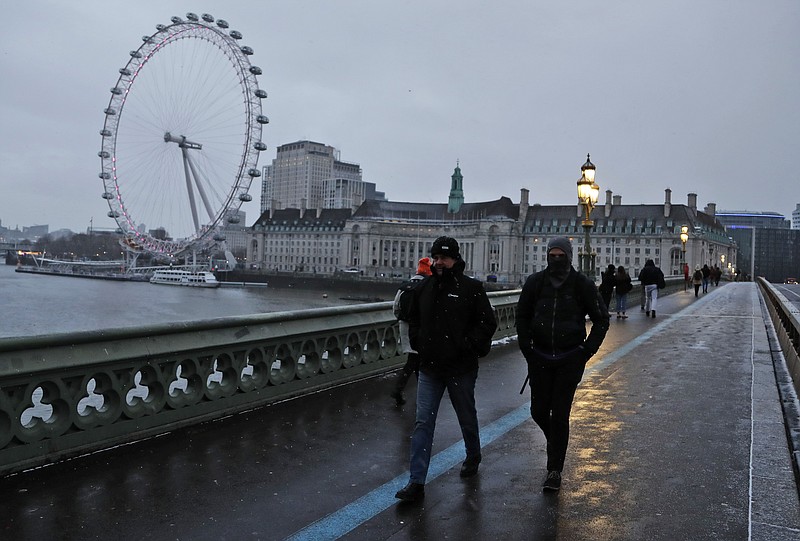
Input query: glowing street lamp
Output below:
<box><xmin>577</xmin><ymin>154</ymin><xmax>600</xmax><ymax>278</ymax></box>
<box><xmin>680</xmin><ymin>225</ymin><xmax>689</xmax><ymax>290</ymax></box>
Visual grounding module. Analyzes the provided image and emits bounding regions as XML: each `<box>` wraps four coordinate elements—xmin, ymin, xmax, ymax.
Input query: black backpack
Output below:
<box><xmin>395</xmin><ymin>278</ymin><xmax>424</xmax><ymax>321</ymax></box>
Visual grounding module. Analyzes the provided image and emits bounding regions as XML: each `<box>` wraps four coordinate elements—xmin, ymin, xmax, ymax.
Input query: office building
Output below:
<box><xmin>260</xmin><ymin>140</ymin><xmax>364</xmax><ymax>212</ymax></box>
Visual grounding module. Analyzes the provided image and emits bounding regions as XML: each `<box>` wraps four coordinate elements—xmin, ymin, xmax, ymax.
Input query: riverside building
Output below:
<box><xmin>246</xmin><ymin>165</ymin><xmax>737</xmax><ymax>284</ymax></box>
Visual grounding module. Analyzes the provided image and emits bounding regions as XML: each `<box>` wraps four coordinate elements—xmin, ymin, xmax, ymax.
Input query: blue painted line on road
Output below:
<box><xmin>285</xmin><ymin>296</ymin><xmax>712</xmax><ymax>540</ymax></box>
<box><xmin>285</xmin><ymin>405</ymin><xmax>531</xmax><ymax>541</ymax></box>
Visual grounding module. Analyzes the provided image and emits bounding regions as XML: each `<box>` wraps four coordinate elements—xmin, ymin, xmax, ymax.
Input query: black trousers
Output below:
<box><xmin>528</xmin><ymin>357</ymin><xmax>586</xmax><ymax>472</ymax></box>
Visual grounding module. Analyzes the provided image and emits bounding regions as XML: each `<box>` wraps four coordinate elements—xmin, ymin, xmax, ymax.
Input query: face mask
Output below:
<box><xmin>547</xmin><ymin>254</ymin><xmax>570</xmax><ymax>273</ymax></box>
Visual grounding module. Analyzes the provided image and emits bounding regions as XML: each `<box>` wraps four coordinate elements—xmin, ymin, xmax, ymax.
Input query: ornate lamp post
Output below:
<box><xmin>576</xmin><ymin>154</ymin><xmax>600</xmax><ymax>279</ymax></box>
<box><xmin>680</xmin><ymin>225</ymin><xmax>689</xmax><ymax>290</ymax></box>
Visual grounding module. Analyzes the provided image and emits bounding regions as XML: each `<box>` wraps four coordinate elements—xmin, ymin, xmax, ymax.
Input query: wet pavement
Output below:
<box><xmin>1</xmin><ymin>282</ymin><xmax>799</xmax><ymax>540</ymax></box>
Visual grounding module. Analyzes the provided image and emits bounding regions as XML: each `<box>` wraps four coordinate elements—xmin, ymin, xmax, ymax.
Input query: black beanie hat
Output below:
<box><xmin>546</xmin><ymin>237</ymin><xmax>573</xmax><ymax>263</ymax></box>
<box><xmin>430</xmin><ymin>236</ymin><xmax>460</xmax><ymax>258</ymax></box>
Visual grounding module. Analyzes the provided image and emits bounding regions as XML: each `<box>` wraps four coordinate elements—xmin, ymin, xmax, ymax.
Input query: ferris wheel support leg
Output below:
<box><xmin>181</xmin><ymin>147</ymin><xmax>201</xmax><ymax>232</ymax></box>
<box><xmin>186</xmin><ymin>153</ymin><xmax>216</xmax><ymax>223</ymax></box>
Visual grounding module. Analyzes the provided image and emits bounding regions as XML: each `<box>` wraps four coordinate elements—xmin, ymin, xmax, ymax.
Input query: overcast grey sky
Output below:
<box><xmin>1</xmin><ymin>0</ymin><xmax>798</xmax><ymax>233</ymax></box>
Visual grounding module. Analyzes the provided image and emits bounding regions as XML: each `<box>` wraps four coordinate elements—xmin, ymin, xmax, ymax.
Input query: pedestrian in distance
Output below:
<box><xmin>515</xmin><ymin>237</ymin><xmax>610</xmax><ymax>492</ymax></box>
<box><xmin>598</xmin><ymin>264</ymin><xmax>617</xmax><ymax>312</ymax></box>
<box><xmin>614</xmin><ymin>266</ymin><xmax>633</xmax><ymax>318</ymax></box>
<box><xmin>701</xmin><ymin>264</ymin><xmax>711</xmax><ymax>293</ymax></box>
<box><xmin>394</xmin><ymin>236</ymin><xmax>498</xmax><ymax>503</ymax></box>
<box><xmin>683</xmin><ymin>262</ymin><xmax>690</xmax><ymax>290</ymax></box>
<box><xmin>692</xmin><ymin>265</ymin><xmax>703</xmax><ymax>297</ymax></box>
<box><xmin>390</xmin><ymin>256</ymin><xmax>432</xmax><ymax>406</ymax></box>
<box><xmin>712</xmin><ymin>265</ymin><xmax>722</xmax><ymax>286</ymax></box>
<box><xmin>638</xmin><ymin>259</ymin><xmax>666</xmax><ymax>318</ymax></box>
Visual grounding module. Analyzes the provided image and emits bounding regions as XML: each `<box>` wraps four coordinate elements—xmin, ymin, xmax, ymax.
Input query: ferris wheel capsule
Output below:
<box><xmin>202</xmin><ymin>14</ymin><xmax>215</xmax><ymax>23</ymax></box>
<box><xmin>186</xmin><ymin>13</ymin><xmax>199</xmax><ymax>22</ymax></box>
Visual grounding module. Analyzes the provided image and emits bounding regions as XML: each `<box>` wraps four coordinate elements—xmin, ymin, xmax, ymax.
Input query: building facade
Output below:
<box><xmin>246</xmin><ymin>168</ymin><xmax>738</xmax><ymax>284</ymax></box>
<box><xmin>260</xmin><ymin>140</ymin><xmax>364</xmax><ymax>212</ymax></box>
<box><xmin>716</xmin><ymin>209</ymin><xmax>795</xmax><ymax>281</ymax></box>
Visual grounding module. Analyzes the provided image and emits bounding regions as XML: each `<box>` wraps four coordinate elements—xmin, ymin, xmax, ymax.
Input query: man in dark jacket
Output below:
<box><xmin>394</xmin><ymin>236</ymin><xmax>498</xmax><ymax>503</ymax></box>
<box><xmin>638</xmin><ymin>259</ymin><xmax>666</xmax><ymax>318</ymax></box>
<box><xmin>515</xmin><ymin>237</ymin><xmax>609</xmax><ymax>492</ymax></box>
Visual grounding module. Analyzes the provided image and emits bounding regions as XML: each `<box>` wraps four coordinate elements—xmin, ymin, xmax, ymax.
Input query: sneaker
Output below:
<box><xmin>460</xmin><ymin>454</ymin><xmax>481</xmax><ymax>478</ymax></box>
<box><xmin>390</xmin><ymin>389</ymin><xmax>406</xmax><ymax>406</ymax></box>
<box><xmin>651</xmin><ymin>311</ymin><xmax>656</xmax><ymax>318</ymax></box>
<box><xmin>543</xmin><ymin>470</ymin><xmax>561</xmax><ymax>492</ymax></box>
<box><xmin>395</xmin><ymin>481</ymin><xmax>425</xmax><ymax>502</ymax></box>
<box><xmin>622</xmin><ymin>313</ymin><xmax>628</xmax><ymax>319</ymax></box>
<box><xmin>645</xmin><ymin>311</ymin><xmax>650</xmax><ymax>317</ymax></box>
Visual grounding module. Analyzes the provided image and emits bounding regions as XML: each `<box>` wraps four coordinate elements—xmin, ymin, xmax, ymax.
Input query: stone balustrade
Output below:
<box><xmin>0</xmin><ymin>291</ymin><xmax>519</xmax><ymax>475</ymax></box>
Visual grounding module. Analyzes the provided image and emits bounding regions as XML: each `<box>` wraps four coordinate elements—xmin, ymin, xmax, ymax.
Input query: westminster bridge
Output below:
<box><xmin>1</xmin><ymin>278</ymin><xmax>799</xmax><ymax>540</ymax></box>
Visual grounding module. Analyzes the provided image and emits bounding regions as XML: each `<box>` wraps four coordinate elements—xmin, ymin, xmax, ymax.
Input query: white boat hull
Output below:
<box><xmin>150</xmin><ymin>270</ymin><xmax>220</xmax><ymax>288</ymax></box>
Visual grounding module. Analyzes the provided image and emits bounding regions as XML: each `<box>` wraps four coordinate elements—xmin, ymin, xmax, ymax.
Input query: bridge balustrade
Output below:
<box><xmin>0</xmin><ymin>291</ymin><xmax>519</xmax><ymax>476</ymax></box>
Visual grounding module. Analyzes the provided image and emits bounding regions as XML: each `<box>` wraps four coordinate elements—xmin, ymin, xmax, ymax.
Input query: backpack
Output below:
<box><xmin>394</xmin><ymin>277</ymin><xmax>424</xmax><ymax>321</ymax></box>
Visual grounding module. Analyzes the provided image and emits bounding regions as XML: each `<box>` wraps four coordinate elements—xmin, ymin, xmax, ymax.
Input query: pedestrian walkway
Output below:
<box><xmin>1</xmin><ymin>283</ymin><xmax>798</xmax><ymax>540</ymax></box>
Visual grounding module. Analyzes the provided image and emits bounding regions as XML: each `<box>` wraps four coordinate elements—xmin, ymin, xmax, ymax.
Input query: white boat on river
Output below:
<box><xmin>149</xmin><ymin>269</ymin><xmax>220</xmax><ymax>288</ymax></box>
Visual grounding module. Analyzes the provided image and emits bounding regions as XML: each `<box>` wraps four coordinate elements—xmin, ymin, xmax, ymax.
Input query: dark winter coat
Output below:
<box><xmin>598</xmin><ymin>270</ymin><xmax>617</xmax><ymax>296</ymax></box>
<box><xmin>409</xmin><ymin>260</ymin><xmax>497</xmax><ymax>378</ymax></box>
<box><xmin>615</xmin><ymin>272</ymin><xmax>633</xmax><ymax>295</ymax></box>
<box><xmin>515</xmin><ymin>267</ymin><xmax>610</xmax><ymax>365</ymax></box>
<box><xmin>638</xmin><ymin>260</ymin><xmax>666</xmax><ymax>289</ymax></box>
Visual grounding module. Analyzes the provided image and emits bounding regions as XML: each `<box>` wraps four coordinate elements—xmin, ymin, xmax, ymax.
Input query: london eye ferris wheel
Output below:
<box><xmin>98</xmin><ymin>12</ymin><xmax>268</xmax><ymax>260</ymax></box>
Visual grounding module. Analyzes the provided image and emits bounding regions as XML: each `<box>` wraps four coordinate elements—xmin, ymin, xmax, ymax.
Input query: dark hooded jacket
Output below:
<box><xmin>409</xmin><ymin>259</ymin><xmax>498</xmax><ymax>378</ymax></box>
<box><xmin>515</xmin><ymin>267</ymin><xmax>610</xmax><ymax>364</ymax></box>
<box><xmin>638</xmin><ymin>259</ymin><xmax>666</xmax><ymax>288</ymax></box>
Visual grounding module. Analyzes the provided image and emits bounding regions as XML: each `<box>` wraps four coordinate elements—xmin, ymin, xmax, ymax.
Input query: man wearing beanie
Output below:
<box><xmin>395</xmin><ymin>236</ymin><xmax>497</xmax><ymax>502</ymax></box>
<box><xmin>515</xmin><ymin>236</ymin><xmax>609</xmax><ymax>492</ymax></box>
<box><xmin>390</xmin><ymin>257</ymin><xmax>432</xmax><ymax>406</ymax></box>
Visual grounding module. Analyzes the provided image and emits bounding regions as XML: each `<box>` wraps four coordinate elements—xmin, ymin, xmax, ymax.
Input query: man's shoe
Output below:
<box><xmin>395</xmin><ymin>482</ymin><xmax>425</xmax><ymax>502</ymax></box>
<box><xmin>543</xmin><ymin>470</ymin><xmax>561</xmax><ymax>492</ymax></box>
<box><xmin>645</xmin><ymin>311</ymin><xmax>650</xmax><ymax>317</ymax></box>
<box><xmin>390</xmin><ymin>389</ymin><xmax>406</xmax><ymax>406</ymax></box>
<box><xmin>460</xmin><ymin>454</ymin><xmax>481</xmax><ymax>477</ymax></box>
<box><xmin>651</xmin><ymin>311</ymin><xmax>656</xmax><ymax>318</ymax></box>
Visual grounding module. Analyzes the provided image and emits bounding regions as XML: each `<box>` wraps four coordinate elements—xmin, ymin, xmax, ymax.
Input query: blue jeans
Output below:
<box><xmin>409</xmin><ymin>369</ymin><xmax>480</xmax><ymax>484</ymax></box>
<box><xmin>615</xmin><ymin>293</ymin><xmax>627</xmax><ymax>313</ymax></box>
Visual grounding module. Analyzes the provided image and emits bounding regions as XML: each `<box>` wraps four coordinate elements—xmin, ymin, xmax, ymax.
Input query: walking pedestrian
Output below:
<box><xmin>701</xmin><ymin>264</ymin><xmax>711</xmax><ymax>293</ymax></box>
<box><xmin>638</xmin><ymin>259</ymin><xmax>666</xmax><ymax>318</ymax></box>
<box><xmin>390</xmin><ymin>257</ymin><xmax>432</xmax><ymax>406</ymax></box>
<box><xmin>394</xmin><ymin>236</ymin><xmax>498</xmax><ymax>503</ymax></box>
<box><xmin>712</xmin><ymin>265</ymin><xmax>722</xmax><ymax>286</ymax></box>
<box><xmin>614</xmin><ymin>266</ymin><xmax>632</xmax><ymax>318</ymax></box>
<box><xmin>515</xmin><ymin>237</ymin><xmax>610</xmax><ymax>492</ymax></box>
<box><xmin>598</xmin><ymin>264</ymin><xmax>617</xmax><ymax>311</ymax></box>
<box><xmin>692</xmin><ymin>265</ymin><xmax>703</xmax><ymax>297</ymax></box>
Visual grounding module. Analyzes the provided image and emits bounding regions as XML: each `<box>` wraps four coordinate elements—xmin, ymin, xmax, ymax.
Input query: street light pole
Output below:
<box><xmin>680</xmin><ymin>225</ymin><xmax>689</xmax><ymax>291</ymax></box>
<box><xmin>576</xmin><ymin>154</ymin><xmax>600</xmax><ymax>279</ymax></box>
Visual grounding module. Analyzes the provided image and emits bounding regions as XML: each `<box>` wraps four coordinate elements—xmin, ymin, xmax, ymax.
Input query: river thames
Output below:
<box><xmin>0</xmin><ymin>264</ymin><xmax>378</xmax><ymax>339</ymax></box>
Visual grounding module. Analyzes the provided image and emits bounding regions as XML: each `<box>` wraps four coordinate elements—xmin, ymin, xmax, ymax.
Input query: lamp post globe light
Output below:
<box><xmin>576</xmin><ymin>154</ymin><xmax>600</xmax><ymax>279</ymax></box>
<box><xmin>680</xmin><ymin>225</ymin><xmax>689</xmax><ymax>290</ymax></box>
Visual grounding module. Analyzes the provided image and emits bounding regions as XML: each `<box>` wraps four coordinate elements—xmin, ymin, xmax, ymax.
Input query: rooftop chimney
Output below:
<box><xmin>664</xmin><ymin>188</ymin><xmax>672</xmax><ymax>218</ymax></box>
<box><xmin>688</xmin><ymin>193</ymin><xmax>697</xmax><ymax>214</ymax></box>
<box><xmin>705</xmin><ymin>202</ymin><xmax>716</xmax><ymax>218</ymax></box>
<box><xmin>604</xmin><ymin>189</ymin><xmax>613</xmax><ymax>218</ymax></box>
<box><xmin>613</xmin><ymin>195</ymin><xmax>622</xmax><ymax>205</ymax></box>
<box><xmin>519</xmin><ymin>188</ymin><xmax>530</xmax><ymax>223</ymax></box>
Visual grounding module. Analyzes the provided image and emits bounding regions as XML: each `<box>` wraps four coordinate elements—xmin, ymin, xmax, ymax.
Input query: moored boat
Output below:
<box><xmin>149</xmin><ymin>269</ymin><xmax>220</xmax><ymax>288</ymax></box>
